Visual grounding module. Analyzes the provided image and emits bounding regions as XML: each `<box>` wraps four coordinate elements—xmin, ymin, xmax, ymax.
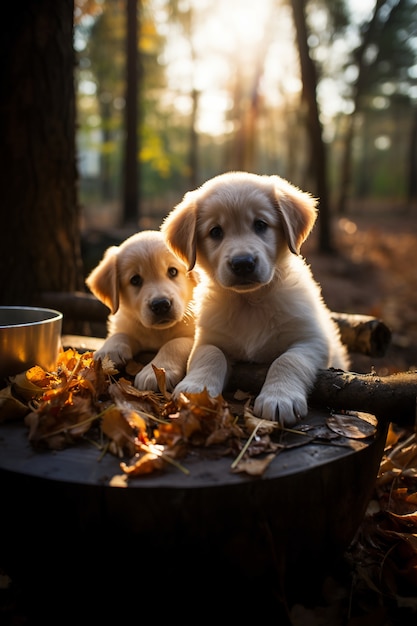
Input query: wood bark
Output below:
<box><xmin>291</xmin><ymin>0</ymin><xmax>332</xmax><ymax>252</ymax></box>
<box><xmin>123</xmin><ymin>0</ymin><xmax>140</xmax><ymax>225</ymax></box>
<box><xmin>228</xmin><ymin>366</ymin><xmax>417</xmax><ymax>427</ymax></box>
<box><xmin>331</xmin><ymin>312</ymin><xmax>391</xmax><ymax>357</ymax></box>
<box><xmin>0</xmin><ymin>0</ymin><xmax>84</xmax><ymax>304</ymax></box>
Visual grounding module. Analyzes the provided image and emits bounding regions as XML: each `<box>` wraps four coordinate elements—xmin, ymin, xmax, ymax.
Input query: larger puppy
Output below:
<box><xmin>86</xmin><ymin>230</ymin><xmax>197</xmax><ymax>391</ymax></box>
<box><xmin>161</xmin><ymin>171</ymin><xmax>349</xmax><ymax>425</ymax></box>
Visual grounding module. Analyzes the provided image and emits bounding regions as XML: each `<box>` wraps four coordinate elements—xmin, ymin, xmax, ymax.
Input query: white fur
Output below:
<box><xmin>161</xmin><ymin>172</ymin><xmax>349</xmax><ymax>425</ymax></box>
<box><xmin>85</xmin><ymin>230</ymin><xmax>197</xmax><ymax>391</ymax></box>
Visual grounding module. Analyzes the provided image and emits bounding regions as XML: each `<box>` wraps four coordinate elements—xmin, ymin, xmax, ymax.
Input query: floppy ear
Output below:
<box><xmin>85</xmin><ymin>246</ymin><xmax>120</xmax><ymax>315</ymax></box>
<box><xmin>161</xmin><ymin>192</ymin><xmax>198</xmax><ymax>270</ymax></box>
<box><xmin>272</xmin><ymin>176</ymin><xmax>318</xmax><ymax>255</ymax></box>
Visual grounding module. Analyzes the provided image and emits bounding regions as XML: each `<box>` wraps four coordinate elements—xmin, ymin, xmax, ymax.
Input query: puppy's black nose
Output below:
<box><xmin>230</xmin><ymin>255</ymin><xmax>256</xmax><ymax>276</ymax></box>
<box><xmin>150</xmin><ymin>297</ymin><xmax>171</xmax><ymax>315</ymax></box>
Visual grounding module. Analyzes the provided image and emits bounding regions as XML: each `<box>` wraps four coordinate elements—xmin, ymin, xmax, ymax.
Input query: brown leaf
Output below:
<box><xmin>327</xmin><ymin>411</ymin><xmax>377</xmax><ymax>439</ymax></box>
<box><xmin>25</xmin><ymin>393</ymin><xmax>96</xmax><ymax>449</ymax></box>
<box><xmin>108</xmin><ymin>379</ymin><xmax>161</xmax><ymax>415</ymax></box>
<box><xmin>101</xmin><ymin>406</ymin><xmax>138</xmax><ymax>457</ymax></box>
<box><xmin>9</xmin><ymin>368</ymin><xmax>53</xmax><ymax>402</ymax></box>
<box><xmin>152</xmin><ymin>364</ymin><xmax>171</xmax><ymax>399</ymax></box>
<box><xmin>0</xmin><ymin>385</ymin><xmax>30</xmax><ymax>421</ymax></box>
<box><xmin>231</xmin><ymin>453</ymin><xmax>276</xmax><ymax>476</ymax></box>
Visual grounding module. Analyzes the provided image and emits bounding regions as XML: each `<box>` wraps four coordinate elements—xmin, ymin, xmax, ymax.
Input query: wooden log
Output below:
<box><xmin>61</xmin><ymin>333</ymin><xmax>415</xmax><ymax>427</ymax></box>
<box><xmin>42</xmin><ymin>292</ymin><xmax>391</xmax><ymax>356</ymax></box>
<box><xmin>309</xmin><ymin>369</ymin><xmax>417</xmax><ymax>425</ymax></box>
<box><xmin>228</xmin><ymin>365</ymin><xmax>417</xmax><ymax>426</ymax></box>
<box><xmin>331</xmin><ymin>311</ymin><xmax>391</xmax><ymax>357</ymax></box>
<box><xmin>37</xmin><ymin>291</ymin><xmax>109</xmax><ymax>323</ymax></box>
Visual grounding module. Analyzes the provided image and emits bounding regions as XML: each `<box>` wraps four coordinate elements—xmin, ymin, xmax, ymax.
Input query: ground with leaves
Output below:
<box><xmin>1</xmin><ymin>209</ymin><xmax>417</xmax><ymax>625</ymax></box>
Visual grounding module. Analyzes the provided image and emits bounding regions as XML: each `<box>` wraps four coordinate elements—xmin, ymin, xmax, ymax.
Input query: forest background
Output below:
<box><xmin>76</xmin><ymin>0</ymin><xmax>417</xmax><ymax>376</ymax></box>
<box><xmin>75</xmin><ymin>0</ymin><xmax>417</xmax><ymax>240</ymax></box>
<box><xmin>0</xmin><ymin>0</ymin><xmax>416</xmax><ymax>369</ymax></box>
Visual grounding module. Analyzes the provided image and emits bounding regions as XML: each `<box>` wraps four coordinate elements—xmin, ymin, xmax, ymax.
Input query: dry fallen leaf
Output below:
<box><xmin>231</xmin><ymin>453</ymin><xmax>276</xmax><ymax>476</ymax></box>
<box><xmin>327</xmin><ymin>411</ymin><xmax>377</xmax><ymax>439</ymax></box>
<box><xmin>0</xmin><ymin>385</ymin><xmax>31</xmax><ymax>421</ymax></box>
<box><xmin>101</xmin><ymin>405</ymin><xmax>139</xmax><ymax>458</ymax></box>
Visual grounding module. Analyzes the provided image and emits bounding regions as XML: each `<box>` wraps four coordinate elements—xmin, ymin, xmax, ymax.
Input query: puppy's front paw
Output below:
<box><xmin>254</xmin><ymin>387</ymin><xmax>308</xmax><ymax>426</ymax></box>
<box><xmin>134</xmin><ymin>364</ymin><xmax>185</xmax><ymax>393</ymax></box>
<box><xmin>94</xmin><ymin>344</ymin><xmax>132</xmax><ymax>368</ymax></box>
<box><xmin>173</xmin><ymin>376</ymin><xmax>223</xmax><ymax>399</ymax></box>
<box><xmin>134</xmin><ymin>364</ymin><xmax>159</xmax><ymax>392</ymax></box>
<box><xmin>163</xmin><ymin>368</ymin><xmax>186</xmax><ymax>392</ymax></box>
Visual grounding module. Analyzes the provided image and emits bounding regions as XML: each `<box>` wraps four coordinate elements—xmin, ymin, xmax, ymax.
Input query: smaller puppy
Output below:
<box><xmin>85</xmin><ymin>230</ymin><xmax>197</xmax><ymax>391</ymax></box>
<box><xmin>161</xmin><ymin>171</ymin><xmax>350</xmax><ymax>425</ymax></box>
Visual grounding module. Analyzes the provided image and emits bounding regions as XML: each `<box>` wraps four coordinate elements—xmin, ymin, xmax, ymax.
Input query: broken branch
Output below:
<box><xmin>227</xmin><ymin>366</ymin><xmax>417</xmax><ymax>427</ymax></box>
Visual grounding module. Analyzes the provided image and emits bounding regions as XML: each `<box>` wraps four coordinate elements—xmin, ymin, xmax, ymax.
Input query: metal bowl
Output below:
<box><xmin>0</xmin><ymin>306</ymin><xmax>63</xmax><ymax>381</ymax></box>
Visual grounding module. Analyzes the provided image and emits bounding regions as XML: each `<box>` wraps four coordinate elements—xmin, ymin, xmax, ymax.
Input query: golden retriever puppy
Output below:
<box><xmin>161</xmin><ymin>171</ymin><xmax>350</xmax><ymax>425</ymax></box>
<box><xmin>85</xmin><ymin>230</ymin><xmax>197</xmax><ymax>391</ymax></box>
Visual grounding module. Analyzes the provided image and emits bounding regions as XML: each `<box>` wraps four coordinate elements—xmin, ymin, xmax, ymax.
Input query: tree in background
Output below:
<box><xmin>123</xmin><ymin>0</ymin><xmax>141</xmax><ymax>224</ymax></box>
<box><xmin>288</xmin><ymin>0</ymin><xmax>348</xmax><ymax>251</ymax></box>
<box><xmin>336</xmin><ymin>0</ymin><xmax>417</xmax><ymax>213</ymax></box>
<box><xmin>291</xmin><ymin>0</ymin><xmax>332</xmax><ymax>252</ymax></box>
<box><xmin>77</xmin><ymin>0</ymin><xmax>184</xmax><ymax>222</ymax></box>
<box><xmin>76</xmin><ymin>0</ymin><xmax>417</xmax><ymax>237</ymax></box>
<box><xmin>0</xmin><ymin>0</ymin><xmax>84</xmax><ymax>306</ymax></box>
<box><xmin>80</xmin><ymin>2</ymin><xmax>127</xmax><ymax>208</ymax></box>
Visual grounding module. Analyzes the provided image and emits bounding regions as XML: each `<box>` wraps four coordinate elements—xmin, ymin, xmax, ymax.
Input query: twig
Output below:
<box><xmin>231</xmin><ymin>419</ymin><xmax>266</xmax><ymax>469</ymax></box>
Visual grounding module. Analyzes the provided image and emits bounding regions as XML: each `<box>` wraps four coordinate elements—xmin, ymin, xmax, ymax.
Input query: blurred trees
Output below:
<box><xmin>291</xmin><ymin>0</ymin><xmax>339</xmax><ymax>252</ymax></box>
<box><xmin>0</xmin><ymin>0</ymin><xmax>415</xmax><ymax>308</ymax></box>
<box><xmin>76</xmin><ymin>0</ymin><xmax>417</xmax><ymax>248</ymax></box>
<box><xmin>124</xmin><ymin>0</ymin><xmax>140</xmax><ymax>224</ymax></box>
<box><xmin>336</xmin><ymin>0</ymin><xmax>417</xmax><ymax>214</ymax></box>
<box><xmin>76</xmin><ymin>0</ymin><xmax>185</xmax><ymax>220</ymax></box>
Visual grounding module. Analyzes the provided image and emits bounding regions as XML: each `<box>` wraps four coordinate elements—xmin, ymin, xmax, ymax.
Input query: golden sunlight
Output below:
<box><xmin>163</xmin><ymin>0</ymin><xmax>300</xmax><ymax>136</ymax></box>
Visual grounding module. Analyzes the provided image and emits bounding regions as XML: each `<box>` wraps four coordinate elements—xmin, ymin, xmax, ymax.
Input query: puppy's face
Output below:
<box><xmin>162</xmin><ymin>172</ymin><xmax>318</xmax><ymax>293</ymax></box>
<box><xmin>195</xmin><ymin>184</ymin><xmax>281</xmax><ymax>291</ymax></box>
<box><xmin>86</xmin><ymin>231</ymin><xmax>196</xmax><ymax>328</ymax></box>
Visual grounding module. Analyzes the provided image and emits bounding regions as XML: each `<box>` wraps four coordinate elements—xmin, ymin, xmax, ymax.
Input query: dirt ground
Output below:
<box><xmin>304</xmin><ymin>210</ymin><xmax>417</xmax><ymax>376</ymax></box>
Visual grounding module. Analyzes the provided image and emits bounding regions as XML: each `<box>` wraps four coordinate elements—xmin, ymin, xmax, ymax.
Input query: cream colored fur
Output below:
<box><xmin>85</xmin><ymin>230</ymin><xmax>197</xmax><ymax>391</ymax></box>
<box><xmin>161</xmin><ymin>172</ymin><xmax>349</xmax><ymax>425</ymax></box>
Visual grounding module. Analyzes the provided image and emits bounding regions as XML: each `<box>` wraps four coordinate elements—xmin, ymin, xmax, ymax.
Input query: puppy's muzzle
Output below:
<box><xmin>150</xmin><ymin>297</ymin><xmax>172</xmax><ymax>317</ymax></box>
<box><xmin>229</xmin><ymin>254</ymin><xmax>256</xmax><ymax>277</ymax></box>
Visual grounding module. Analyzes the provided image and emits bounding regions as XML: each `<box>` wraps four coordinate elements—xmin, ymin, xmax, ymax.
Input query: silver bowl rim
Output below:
<box><xmin>0</xmin><ymin>306</ymin><xmax>63</xmax><ymax>329</ymax></box>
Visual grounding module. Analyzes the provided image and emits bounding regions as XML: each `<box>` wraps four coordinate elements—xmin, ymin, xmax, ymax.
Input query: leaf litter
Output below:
<box><xmin>0</xmin><ymin>348</ymin><xmax>378</xmax><ymax>480</ymax></box>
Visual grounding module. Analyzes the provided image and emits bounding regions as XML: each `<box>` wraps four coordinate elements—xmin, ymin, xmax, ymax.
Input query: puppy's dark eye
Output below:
<box><xmin>254</xmin><ymin>219</ymin><xmax>268</xmax><ymax>234</ymax></box>
<box><xmin>130</xmin><ymin>274</ymin><xmax>143</xmax><ymax>287</ymax></box>
<box><xmin>168</xmin><ymin>267</ymin><xmax>178</xmax><ymax>278</ymax></box>
<box><xmin>209</xmin><ymin>226</ymin><xmax>223</xmax><ymax>240</ymax></box>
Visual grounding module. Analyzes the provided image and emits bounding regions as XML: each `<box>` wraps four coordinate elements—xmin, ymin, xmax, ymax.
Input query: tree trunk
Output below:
<box><xmin>188</xmin><ymin>88</ymin><xmax>199</xmax><ymax>189</ymax></box>
<box><xmin>336</xmin><ymin>0</ymin><xmax>387</xmax><ymax>214</ymax></box>
<box><xmin>122</xmin><ymin>0</ymin><xmax>140</xmax><ymax>225</ymax></box>
<box><xmin>0</xmin><ymin>0</ymin><xmax>84</xmax><ymax>304</ymax></box>
<box><xmin>407</xmin><ymin>106</ymin><xmax>417</xmax><ymax>207</ymax></box>
<box><xmin>291</xmin><ymin>0</ymin><xmax>332</xmax><ymax>253</ymax></box>
<box><xmin>337</xmin><ymin>114</ymin><xmax>355</xmax><ymax>215</ymax></box>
